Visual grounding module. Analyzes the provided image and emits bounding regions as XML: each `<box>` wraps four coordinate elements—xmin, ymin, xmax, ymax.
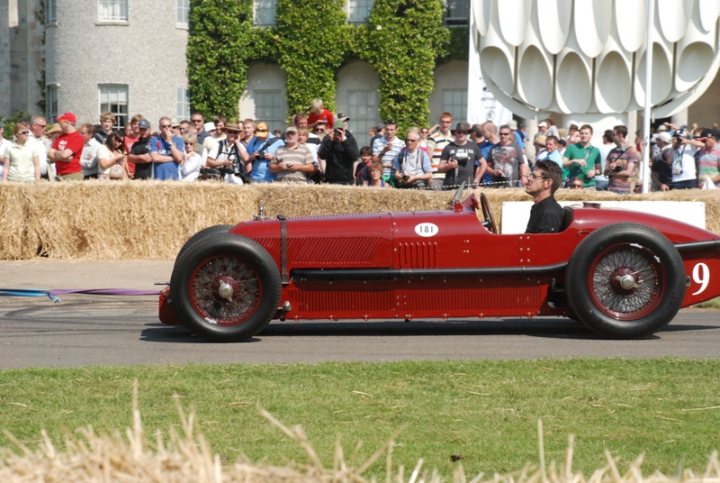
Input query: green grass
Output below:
<box><xmin>1</xmin><ymin>359</ymin><xmax>719</xmax><ymax>478</ymax></box>
<box><xmin>696</xmin><ymin>296</ymin><xmax>720</xmax><ymax>309</ymax></box>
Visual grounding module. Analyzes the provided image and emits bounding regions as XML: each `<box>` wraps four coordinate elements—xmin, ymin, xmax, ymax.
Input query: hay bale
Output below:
<box><xmin>1</xmin><ymin>182</ymin><xmax>718</xmax><ymax>260</ymax></box>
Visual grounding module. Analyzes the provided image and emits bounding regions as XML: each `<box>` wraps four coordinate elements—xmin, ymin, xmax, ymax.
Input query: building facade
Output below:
<box><xmin>1</xmin><ymin>0</ymin><xmax>717</xmax><ymax>139</ymax></box>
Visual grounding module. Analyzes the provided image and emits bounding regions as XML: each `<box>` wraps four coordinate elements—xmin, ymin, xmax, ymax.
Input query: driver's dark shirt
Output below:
<box><xmin>525</xmin><ymin>196</ymin><xmax>565</xmax><ymax>233</ymax></box>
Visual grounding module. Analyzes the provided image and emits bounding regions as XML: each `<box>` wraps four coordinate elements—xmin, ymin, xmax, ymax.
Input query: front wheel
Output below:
<box><xmin>565</xmin><ymin>223</ymin><xmax>686</xmax><ymax>338</ymax></box>
<box><xmin>170</xmin><ymin>233</ymin><xmax>281</xmax><ymax>340</ymax></box>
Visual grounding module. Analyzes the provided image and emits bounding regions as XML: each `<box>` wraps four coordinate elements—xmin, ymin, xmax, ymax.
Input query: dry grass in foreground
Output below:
<box><xmin>1</xmin><ymin>383</ymin><xmax>719</xmax><ymax>482</ymax></box>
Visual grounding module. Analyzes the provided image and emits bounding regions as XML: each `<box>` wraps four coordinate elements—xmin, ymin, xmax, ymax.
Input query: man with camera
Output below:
<box><xmin>438</xmin><ymin>121</ymin><xmax>483</xmax><ymax>188</ymax></box>
<box><xmin>392</xmin><ymin>127</ymin><xmax>432</xmax><ymax>189</ymax></box>
<box><xmin>669</xmin><ymin>127</ymin><xmax>700</xmax><ymax>190</ymax></box>
<box><xmin>604</xmin><ymin>125</ymin><xmax>639</xmax><ymax>194</ymax></box>
<box><xmin>318</xmin><ymin>116</ymin><xmax>359</xmax><ymax>185</ymax></box>
<box><xmin>206</xmin><ymin>122</ymin><xmax>249</xmax><ymax>184</ymax></box>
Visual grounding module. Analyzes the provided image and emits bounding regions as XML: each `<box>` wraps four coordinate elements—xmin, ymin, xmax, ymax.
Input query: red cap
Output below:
<box><xmin>56</xmin><ymin>112</ymin><xmax>77</xmax><ymax>124</ymax></box>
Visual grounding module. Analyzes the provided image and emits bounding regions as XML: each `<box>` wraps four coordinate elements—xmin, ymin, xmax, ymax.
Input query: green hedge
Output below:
<box><xmin>187</xmin><ymin>0</ymin><xmax>464</xmax><ymax>125</ymax></box>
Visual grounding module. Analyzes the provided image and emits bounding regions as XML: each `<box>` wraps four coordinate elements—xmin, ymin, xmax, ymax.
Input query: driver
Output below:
<box><xmin>524</xmin><ymin>160</ymin><xmax>565</xmax><ymax>233</ymax></box>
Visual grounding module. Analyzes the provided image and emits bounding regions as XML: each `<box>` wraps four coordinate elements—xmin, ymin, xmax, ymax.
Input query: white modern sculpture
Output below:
<box><xmin>473</xmin><ymin>0</ymin><xmax>720</xmax><ymax>119</ymax></box>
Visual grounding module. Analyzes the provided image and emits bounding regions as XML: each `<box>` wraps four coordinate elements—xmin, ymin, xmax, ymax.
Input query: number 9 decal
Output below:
<box><xmin>691</xmin><ymin>262</ymin><xmax>710</xmax><ymax>296</ymax></box>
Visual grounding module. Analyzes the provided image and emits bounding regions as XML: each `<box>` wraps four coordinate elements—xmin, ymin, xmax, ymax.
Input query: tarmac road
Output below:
<box><xmin>1</xmin><ymin>260</ymin><xmax>719</xmax><ymax>369</ymax></box>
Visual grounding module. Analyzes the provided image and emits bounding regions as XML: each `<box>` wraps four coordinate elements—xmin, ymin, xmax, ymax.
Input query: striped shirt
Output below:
<box><xmin>427</xmin><ymin>132</ymin><xmax>454</xmax><ymax>179</ymax></box>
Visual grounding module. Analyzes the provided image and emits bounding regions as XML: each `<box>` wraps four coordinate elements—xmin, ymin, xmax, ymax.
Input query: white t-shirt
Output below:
<box><xmin>181</xmin><ymin>152</ymin><xmax>202</xmax><ymax>181</ymax></box>
<box><xmin>80</xmin><ymin>138</ymin><xmax>102</xmax><ymax>176</ymax></box>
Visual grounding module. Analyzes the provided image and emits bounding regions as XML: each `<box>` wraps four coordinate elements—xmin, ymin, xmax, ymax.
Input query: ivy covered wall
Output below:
<box><xmin>187</xmin><ymin>0</ymin><xmax>468</xmax><ymax>126</ymax></box>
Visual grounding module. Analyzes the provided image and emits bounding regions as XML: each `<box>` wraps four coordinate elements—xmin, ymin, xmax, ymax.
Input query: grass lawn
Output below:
<box><xmin>1</xmin><ymin>359</ymin><xmax>719</xmax><ymax>478</ymax></box>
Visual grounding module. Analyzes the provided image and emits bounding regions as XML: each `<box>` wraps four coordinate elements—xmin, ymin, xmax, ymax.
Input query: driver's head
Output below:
<box><xmin>533</xmin><ymin>160</ymin><xmax>563</xmax><ymax>195</ymax></box>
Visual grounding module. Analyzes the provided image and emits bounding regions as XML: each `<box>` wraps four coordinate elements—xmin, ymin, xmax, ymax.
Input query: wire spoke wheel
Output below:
<box><xmin>170</xmin><ymin>233</ymin><xmax>281</xmax><ymax>340</ymax></box>
<box><xmin>588</xmin><ymin>244</ymin><xmax>664</xmax><ymax>320</ymax></box>
<box><xmin>565</xmin><ymin>223</ymin><xmax>686</xmax><ymax>338</ymax></box>
<box><xmin>189</xmin><ymin>254</ymin><xmax>262</xmax><ymax>326</ymax></box>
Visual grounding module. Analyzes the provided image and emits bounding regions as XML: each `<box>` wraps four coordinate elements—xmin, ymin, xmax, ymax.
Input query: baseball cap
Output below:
<box><xmin>452</xmin><ymin>121</ymin><xmax>471</xmax><ymax>134</ymax></box>
<box><xmin>285</xmin><ymin>126</ymin><xmax>298</xmax><ymax>135</ymax></box>
<box><xmin>138</xmin><ymin>119</ymin><xmax>151</xmax><ymax>130</ymax></box>
<box><xmin>333</xmin><ymin>117</ymin><xmax>347</xmax><ymax>129</ymax></box>
<box><xmin>56</xmin><ymin>112</ymin><xmax>77</xmax><ymax>124</ymax></box>
<box><xmin>538</xmin><ymin>121</ymin><xmax>548</xmax><ymax>128</ymax></box>
<box><xmin>203</xmin><ymin>122</ymin><xmax>215</xmax><ymax>132</ymax></box>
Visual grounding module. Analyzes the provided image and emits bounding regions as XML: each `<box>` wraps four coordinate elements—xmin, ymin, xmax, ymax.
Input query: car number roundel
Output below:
<box><xmin>415</xmin><ymin>222</ymin><xmax>439</xmax><ymax>237</ymax></box>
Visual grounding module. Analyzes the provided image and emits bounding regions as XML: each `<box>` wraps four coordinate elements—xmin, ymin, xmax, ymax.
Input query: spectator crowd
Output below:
<box><xmin>1</xmin><ymin>98</ymin><xmax>718</xmax><ymax>192</ymax></box>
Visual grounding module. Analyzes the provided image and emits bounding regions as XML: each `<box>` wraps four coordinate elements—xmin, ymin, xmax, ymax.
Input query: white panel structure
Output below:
<box><xmin>474</xmin><ymin>0</ymin><xmax>720</xmax><ymax>118</ymax></box>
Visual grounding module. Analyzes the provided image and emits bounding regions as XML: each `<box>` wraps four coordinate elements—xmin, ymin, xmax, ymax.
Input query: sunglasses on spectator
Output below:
<box><xmin>570</xmin><ymin>183</ymin><xmax>583</xmax><ymax>188</ymax></box>
<box><xmin>406</xmin><ymin>138</ymin><xmax>419</xmax><ymax>142</ymax></box>
<box><xmin>191</xmin><ymin>119</ymin><xmax>203</xmax><ymax>123</ymax></box>
<box><xmin>500</xmin><ymin>131</ymin><xmax>512</xmax><ymax>136</ymax></box>
<box><xmin>160</xmin><ymin>124</ymin><xmax>172</xmax><ymax>128</ymax></box>
<box><xmin>19</xmin><ymin>130</ymin><xmax>30</xmax><ymax>135</ymax></box>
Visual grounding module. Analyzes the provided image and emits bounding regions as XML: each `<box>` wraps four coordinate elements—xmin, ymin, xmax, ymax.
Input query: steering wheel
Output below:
<box><xmin>479</xmin><ymin>192</ymin><xmax>498</xmax><ymax>234</ymax></box>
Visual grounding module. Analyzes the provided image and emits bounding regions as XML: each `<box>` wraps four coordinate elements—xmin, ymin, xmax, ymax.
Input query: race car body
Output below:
<box><xmin>160</xmin><ymin>192</ymin><xmax>720</xmax><ymax>340</ymax></box>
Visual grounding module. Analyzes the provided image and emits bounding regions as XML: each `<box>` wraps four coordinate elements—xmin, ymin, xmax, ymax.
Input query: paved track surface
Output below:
<box><xmin>1</xmin><ymin>260</ymin><xmax>718</xmax><ymax>369</ymax></box>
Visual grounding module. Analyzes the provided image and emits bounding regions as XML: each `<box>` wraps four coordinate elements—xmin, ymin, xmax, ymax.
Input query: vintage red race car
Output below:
<box><xmin>159</xmin><ymin>190</ymin><xmax>720</xmax><ymax>340</ymax></box>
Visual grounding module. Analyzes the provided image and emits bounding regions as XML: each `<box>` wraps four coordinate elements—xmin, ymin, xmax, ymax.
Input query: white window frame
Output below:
<box><xmin>253</xmin><ymin>0</ymin><xmax>277</xmax><ymax>26</ymax></box>
<box><xmin>176</xmin><ymin>0</ymin><xmax>190</xmax><ymax>28</ymax></box>
<box><xmin>98</xmin><ymin>0</ymin><xmax>129</xmax><ymax>24</ymax></box>
<box><xmin>46</xmin><ymin>0</ymin><xmax>57</xmax><ymax>24</ymax></box>
<box><xmin>347</xmin><ymin>0</ymin><xmax>373</xmax><ymax>24</ymax></box>
<box><xmin>46</xmin><ymin>84</ymin><xmax>58</xmax><ymax>122</ymax></box>
<box><xmin>98</xmin><ymin>84</ymin><xmax>129</xmax><ymax>129</ymax></box>
<box><xmin>444</xmin><ymin>0</ymin><xmax>469</xmax><ymax>25</ymax></box>
<box><xmin>176</xmin><ymin>87</ymin><xmax>190</xmax><ymax>121</ymax></box>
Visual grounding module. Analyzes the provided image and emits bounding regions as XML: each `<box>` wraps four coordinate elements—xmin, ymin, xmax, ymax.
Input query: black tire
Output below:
<box><xmin>170</xmin><ymin>233</ymin><xmax>281</xmax><ymax>340</ymax></box>
<box><xmin>565</xmin><ymin>223</ymin><xmax>686</xmax><ymax>339</ymax></box>
<box><xmin>175</xmin><ymin>224</ymin><xmax>233</xmax><ymax>266</ymax></box>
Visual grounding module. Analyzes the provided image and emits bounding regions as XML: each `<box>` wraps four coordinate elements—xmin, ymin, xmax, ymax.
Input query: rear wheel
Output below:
<box><xmin>170</xmin><ymin>233</ymin><xmax>281</xmax><ymax>340</ymax></box>
<box><xmin>565</xmin><ymin>223</ymin><xmax>686</xmax><ymax>338</ymax></box>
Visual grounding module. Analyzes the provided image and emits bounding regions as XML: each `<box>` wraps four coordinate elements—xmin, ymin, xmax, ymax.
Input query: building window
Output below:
<box><xmin>99</xmin><ymin>84</ymin><xmax>128</xmax><ymax>129</ymax></box>
<box><xmin>442</xmin><ymin>89</ymin><xmax>467</xmax><ymax>121</ymax></box>
<box><xmin>46</xmin><ymin>0</ymin><xmax>57</xmax><ymax>24</ymax></box>
<box><xmin>176</xmin><ymin>0</ymin><xmax>190</xmax><ymax>26</ymax></box>
<box><xmin>46</xmin><ymin>85</ymin><xmax>58</xmax><ymax>122</ymax></box>
<box><xmin>254</xmin><ymin>90</ymin><xmax>283</xmax><ymax>131</ymax></box>
<box><xmin>347</xmin><ymin>0</ymin><xmax>373</xmax><ymax>23</ymax></box>
<box><xmin>254</xmin><ymin>0</ymin><xmax>276</xmax><ymax>26</ymax></box>
<box><xmin>345</xmin><ymin>89</ymin><xmax>379</xmax><ymax>147</ymax></box>
<box><xmin>444</xmin><ymin>0</ymin><xmax>469</xmax><ymax>25</ymax></box>
<box><xmin>176</xmin><ymin>87</ymin><xmax>190</xmax><ymax>121</ymax></box>
<box><xmin>98</xmin><ymin>0</ymin><xmax>128</xmax><ymax>23</ymax></box>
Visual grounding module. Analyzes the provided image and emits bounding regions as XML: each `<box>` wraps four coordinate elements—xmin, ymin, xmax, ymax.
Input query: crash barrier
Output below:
<box><xmin>1</xmin><ymin>181</ymin><xmax>719</xmax><ymax>260</ymax></box>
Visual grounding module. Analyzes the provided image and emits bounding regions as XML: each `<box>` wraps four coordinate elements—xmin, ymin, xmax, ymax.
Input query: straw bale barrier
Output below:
<box><xmin>1</xmin><ymin>181</ymin><xmax>719</xmax><ymax>260</ymax></box>
<box><xmin>2</xmin><ymin>395</ymin><xmax>719</xmax><ymax>482</ymax></box>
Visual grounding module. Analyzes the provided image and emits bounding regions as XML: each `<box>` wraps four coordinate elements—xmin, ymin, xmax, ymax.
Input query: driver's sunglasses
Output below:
<box><xmin>524</xmin><ymin>173</ymin><xmax>548</xmax><ymax>181</ymax></box>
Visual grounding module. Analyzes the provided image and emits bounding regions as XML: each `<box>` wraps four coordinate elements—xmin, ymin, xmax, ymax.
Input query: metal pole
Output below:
<box><xmin>641</xmin><ymin>0</ymin><xmax>655</xmax><ymax>194</ymax></box>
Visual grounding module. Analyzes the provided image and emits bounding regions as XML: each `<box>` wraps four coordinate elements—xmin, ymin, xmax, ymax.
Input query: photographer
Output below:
<box><xmin>669</xmin><ymin>127</ymin><xmax>702</xmax><ymax>190</ymax></box>
<box><xmin>604</xmin><ymin>125</ymin><xmax>638</xmax><ymax>194</ymax></box>
<box><xmin>206</xmin><ymin>122</ymin><xmax>248</xmax><ymax>185</ymax></box>
<box><xmin>438</xmin><ymin>121</ymin><xmax>482</xmax><ymax>188</ymax></box>
<box><xmin>392</xmin><ymin>127</ymin><xmax>432</xmax><ymax>189</ymax></box>
<box><xmin>318</xmin><ymin>117</ymin><xmax>359</xmax><ymax>185</ymax></box>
